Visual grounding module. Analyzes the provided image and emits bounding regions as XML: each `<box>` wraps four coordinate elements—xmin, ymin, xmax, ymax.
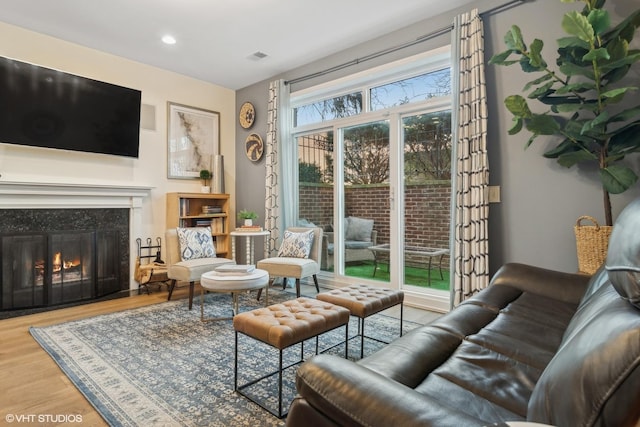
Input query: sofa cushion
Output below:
<box><xmin>528</xmin><ymin>281</ymin><xmax>640</xmax><ymax>426</ymax></box>
<box><xmin>605</xmin><ymin>197</ymin><xmax>640</xmax><ymax>308</ymax></box>
<box><xmin>345</xmin><ymin>216</ymin><xmax>374</xmax><ymax>242</ymax></box>
<box><xmin>412</xmin><ymin>289</ymin><xmax>576</xmax><ymax>421</ymax></box>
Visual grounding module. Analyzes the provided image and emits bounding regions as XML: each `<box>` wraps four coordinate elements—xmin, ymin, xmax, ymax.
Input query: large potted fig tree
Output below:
<box><xmin>490</xmin><ymin>0</ymin><xmax>640</xmax><ymax>272</ymax></box>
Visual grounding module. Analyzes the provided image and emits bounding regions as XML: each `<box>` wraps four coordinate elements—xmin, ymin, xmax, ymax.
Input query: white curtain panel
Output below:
<box><xmin>453</xmin><ymin>9</ymin><xmax>490</xmax><ymax>305</ymax></box>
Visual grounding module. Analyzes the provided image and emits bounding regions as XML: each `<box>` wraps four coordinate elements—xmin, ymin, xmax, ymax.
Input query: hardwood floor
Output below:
<box><xmin>0</xmin><ymin>285</ymin><xmax>191</xmax><ymax>426</ymax></box>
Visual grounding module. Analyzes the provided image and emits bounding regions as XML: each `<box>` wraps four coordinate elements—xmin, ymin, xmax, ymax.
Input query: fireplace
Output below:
<box><xmin>0</xmin><ymin>209</ymin><xmax>127</xmax><ymax>310</ymax></box>
<box><xmin>0</xmin><ymin>180</ymin><xmax>153</xmax><ymax>312</ymax></box>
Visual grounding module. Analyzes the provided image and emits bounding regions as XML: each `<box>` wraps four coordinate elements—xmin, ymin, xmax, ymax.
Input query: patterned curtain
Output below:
<box><xmin>452</xmin><ymin>9</ymin><xmax>490</xmax><ymax>305</ymax></box>
<box><xmin>264</xmin><ymin>80</ymin><xmax>294</xmax><ymax>257</ymax></box>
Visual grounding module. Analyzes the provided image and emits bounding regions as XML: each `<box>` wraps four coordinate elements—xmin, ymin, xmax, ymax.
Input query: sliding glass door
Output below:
<box><xmin>401</xmin><ymin>110</ymin><xmax>452</xmax><ymax>297</ymax></box>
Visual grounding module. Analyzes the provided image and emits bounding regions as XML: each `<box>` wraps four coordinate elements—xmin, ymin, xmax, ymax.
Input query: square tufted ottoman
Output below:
<box><xmin>316</xmin><ymin>284</ymin><xmax>404</xmax><ymax>358</ymax></box>
<box><xmin>233</xmin><ymin>297</ymin><xmax>350</xmax><ymax>418</ymax></box>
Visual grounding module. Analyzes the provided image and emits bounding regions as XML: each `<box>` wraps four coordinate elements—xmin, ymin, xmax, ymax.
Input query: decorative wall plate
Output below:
<box><xmin>238</xmin><ymin>101</ymin><xmax>255</xmax><ymax>129</ymax></box>
<box><xmin>245</xmin><ymin>133</ymin><xmax>264</xmax><ymax>161</ymax></box>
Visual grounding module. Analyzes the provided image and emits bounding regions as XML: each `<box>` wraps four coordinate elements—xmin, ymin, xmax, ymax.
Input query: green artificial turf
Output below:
<box><xmin>343</xmin><ymin>261</ymin><xmax>450</xmax><ymax>291</ymax></box>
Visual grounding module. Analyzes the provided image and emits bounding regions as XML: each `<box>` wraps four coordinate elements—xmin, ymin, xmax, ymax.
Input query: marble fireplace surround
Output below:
<box><xmin>0</xmin><ymin>180</ymin><xmax>153</xmax><ymax>290</ymax></box>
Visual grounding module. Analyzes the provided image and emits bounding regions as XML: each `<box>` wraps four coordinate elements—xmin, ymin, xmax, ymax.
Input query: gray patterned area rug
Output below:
<box><xmin>30</xmin><ymin>289</ymin><xmax>417</xmax><ymax>427</ymax></box>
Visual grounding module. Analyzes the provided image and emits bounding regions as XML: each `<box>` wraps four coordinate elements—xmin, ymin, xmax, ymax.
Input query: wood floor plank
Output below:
<box><xmin>0</xmin><ymin>287</ymin><xmax>192</xmax><ymax>425</ymax></box>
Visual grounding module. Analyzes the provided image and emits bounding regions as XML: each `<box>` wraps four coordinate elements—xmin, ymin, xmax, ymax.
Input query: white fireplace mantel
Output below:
<box><xmin>0</xmin><ymin>180</ymin><xmax>154</xmax><ymax>291</ymax></box>
<box><xmin>0</xmin><ymin>180</ymin><xmax>153</xmax><ymax>209</ymax></box>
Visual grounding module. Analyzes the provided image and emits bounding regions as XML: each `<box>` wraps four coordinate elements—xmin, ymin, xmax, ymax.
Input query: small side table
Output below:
<box><xmin>230</xmin><ymin>230</ymin><xmax>270</xmax><ymax>264</ymax></box>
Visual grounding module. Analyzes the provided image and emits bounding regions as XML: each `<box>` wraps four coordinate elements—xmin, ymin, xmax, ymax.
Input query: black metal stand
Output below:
<box><xmin>135</xmin><ymin>237</ymin><xmax>169</xmax><ymax>294</ymax></box>
<box><xmin>234</xmin><ymin>324</ymin><xmax>349</xmax><ymax>418</ymax></box>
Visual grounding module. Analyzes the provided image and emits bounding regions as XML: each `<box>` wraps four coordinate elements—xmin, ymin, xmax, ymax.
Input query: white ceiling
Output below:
<box><xmin>1</xmin><ymin>0</ymin><xmax>477</xmax><ymax>90</ymax></box>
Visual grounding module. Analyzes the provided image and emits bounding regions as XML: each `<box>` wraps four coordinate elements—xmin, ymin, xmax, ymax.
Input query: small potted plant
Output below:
<box><xmin>199</xmin><ymin>169</ymin><xmax>212</xmax><ymax>193</ymax></box>
<box><xmin>237</xmin><ymin>209</ymin><xmax>258</xmax><ymax>226</ymax></box>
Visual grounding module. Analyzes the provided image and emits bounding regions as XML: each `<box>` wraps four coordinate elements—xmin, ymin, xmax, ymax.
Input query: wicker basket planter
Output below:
<box><xmin>574</xmin><ymin>216</ymin><xmax>612</xmax><ymax>275</ymax></box>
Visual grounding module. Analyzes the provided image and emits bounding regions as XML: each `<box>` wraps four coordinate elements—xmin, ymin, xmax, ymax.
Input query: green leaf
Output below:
<box><xmin>519</xmin><ymin>57</ymin><xmax>543</xmax><ymax>73</ymax></box>
<box><xmin>609</xmin><ymin>122</ymin><xmax>640</xmax><ymax>153</ymax></box>
<box><xmin>554</xmin><ymin>102</ymin><xmax>598</xmax><ymax>113</ymax></box>
<box><xmin>610</xmin><ymin>106</ymin><xmax>640</xmax><ymax>123</ymax></box>
<box><xmin>557</xmin><ymin>150</ymin><xmax>598</xmax><ymax>168</ymax></box>
<box><xmin>562</xmin><ymin>11</ymin><xmax>595</xmax><ymax>43</ymax></box>
<box><xmin>557</xmin><ymin>36</ymin><xmax>590</xmax><ymax>50</ymax></box>
<box><xmin>602</xmin><ymin>38</ymin><xmax>629</xmax><ymax>63</ymax></box>
<box><xmin>505</xmin><ymin>95</ymin><xmax>533</xmax><ymax>118</ymax></box>
<box><xmin>600</xmin><ymin>165</ymin><xmax>638</xmax><ymax>194</ymax></box>
<box><xmin>601</xmin><ymin>87</ymin><xmax>637</xmax><ymax>98</ymax></box>
<box><xmin>587</xmin><ymin>9</ymin><xmax>610</xmax><ymax>35</ymax></box>
<box><xmin>529</xmin><ymin>39</ymin><xmax>547</xmax><ymax>68</ymax></box>
<box><xmin>580</xmin><ymin>111</ymin><xmax>610</xmax><ymax>134</ymax></box>
<box><xmin>505</xmin><ymin>25</ymin><xmax>526</xmax><ymax>52</ymax></box>
<box><xmin>523</xmin><ymin>73</ymin><xmax>553</xmax><ymax>91</ymax></box>
<box><xmin>489</xmin><ymin>50</ymin><xmax>515</xmax><ymax>65</ymax></box>
<box><xmin>528</xmin><ymin>81</ymin><xmax>555</xmax><ymax>98</ymax></box>
<box><xmin>599</xmin><ymin>52</ymin><xmax>640</xmax><ymax>73</ymax></box>
<box><xmin>602</xmin><ymin>9</ymin><xmax>640</xmax><ymax>43</ymax></box>
<box><xmin>537</xmin><ymin>95</ymin><xmax>582</xmax><ymax>106</ymax></box>
<box><xmin>543</xmin><ymin>139</ymin><xmax>580</xmax><ymax>158</ymax></box>
<box><xmin>508</xmin><ymin>117</ymin><xmax>523</xmax><ymax>135</ymax></box>
<box><xmin>559</xmin><ymin>62</ymin><xmax>595</xmax><ymax>79</ymax></box>
<box><xmin>525</xmin><ymin>114</ymin><xmax>561</xmax><ymax>135</ymax></box>
<box><xmin>583</xmin><ymin>47</ymin><xmax>610</xmax><ymax>61</ymax></box>
<box><xmin>602</xmin><ymin>64</ymin><xmax>631</xmax><ymax>84</ymax></box>
<box><xmin>555</xmin><ymin>82</ymin><xmax>596</xmax><ymax>94</ymax></box>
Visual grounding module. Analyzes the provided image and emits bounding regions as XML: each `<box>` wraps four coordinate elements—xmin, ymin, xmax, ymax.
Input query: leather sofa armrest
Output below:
<box><xmin>293</xmin><ymin>354</ymin><xmax>485</xmax><ymax>427</ymax></box>
<box><xmin>489</xmin><ymin>263</ymin><xmax>590</xmax><ymax>305</ymax></box>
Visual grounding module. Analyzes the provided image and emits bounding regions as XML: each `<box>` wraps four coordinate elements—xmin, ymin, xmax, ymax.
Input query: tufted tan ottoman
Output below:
<box><xmin>233</xmin><ymin>297</ymin><xmax>350</xmax><ymax>418</ymax></box>
<box><xmin>316</xmin><ymin>284</ymin><xmax>404</xmax><ymax>358</ymax></box>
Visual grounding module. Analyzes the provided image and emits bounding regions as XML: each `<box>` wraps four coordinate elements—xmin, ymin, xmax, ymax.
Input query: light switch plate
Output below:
<box><xmin>488</xmin><ymin>185</ymin><xmax>501</xmax><ymax>203</ymax></box>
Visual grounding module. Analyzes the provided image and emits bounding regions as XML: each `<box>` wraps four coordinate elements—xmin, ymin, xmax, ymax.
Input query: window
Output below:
<box><xmin>290</xmin><ymin>47</ymin><xmax>453</xmax><ymax>308</ymax></box>
<box><xmin>294</xmin><ymin>92</ymin><xmax>362</xmax><ymax>127</ymax></box>
<box><xmin>370</xmin><ymin>68</ymin><xmax>451</xmax><ymax>110</ymax></box>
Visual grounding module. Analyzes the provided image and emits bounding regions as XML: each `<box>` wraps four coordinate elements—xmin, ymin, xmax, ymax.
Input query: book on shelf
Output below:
<box><xmin>180</xmin><ymin>199</ymin><xmax>190</xmax><ymax>216</ymax></box>
<box><xmin>201</xmin><ymin>205</ymin><xmax>223</xmax><ymax>215</ymax></box>
<box><xmin>211</xmin><ymin>217</ymin><xmax>225</xmax><ymax>233</ymax></box>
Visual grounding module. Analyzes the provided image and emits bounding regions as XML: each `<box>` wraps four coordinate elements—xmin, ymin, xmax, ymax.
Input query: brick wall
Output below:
<box><xmin>299</xmin><ymin>182</ymin><xmax>451</xmax><ymax>267</ymax></box>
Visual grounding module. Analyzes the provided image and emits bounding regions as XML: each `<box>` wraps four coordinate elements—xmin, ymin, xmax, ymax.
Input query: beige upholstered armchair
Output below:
<box><xmin>165</xmin><ymin>228</ymin><xmax>234</xmax><ymax>310</ymax></box>
<box><xmin>257</xmin><ymin>227</ymin><xmax>322</xmax><ymax>298</ymax></box>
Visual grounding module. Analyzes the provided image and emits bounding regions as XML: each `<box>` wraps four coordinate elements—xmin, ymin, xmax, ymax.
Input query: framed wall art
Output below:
<box><xmin>167</xmin><ymin>102</ymin><xmax>220</xmax><ymax>179</ymax></box>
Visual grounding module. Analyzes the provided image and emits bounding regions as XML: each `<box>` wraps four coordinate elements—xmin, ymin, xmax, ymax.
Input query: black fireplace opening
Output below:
<box><xmin>0</xmin><ymin>209</ymin><xmax>129</xmax><ymax>312</ymax></box>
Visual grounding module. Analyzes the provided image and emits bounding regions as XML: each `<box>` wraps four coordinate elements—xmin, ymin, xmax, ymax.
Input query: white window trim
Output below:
<box><xmin>290</xmin><ymin>46</ymin><xmax>451</xmax><ymax>111</ymax></box>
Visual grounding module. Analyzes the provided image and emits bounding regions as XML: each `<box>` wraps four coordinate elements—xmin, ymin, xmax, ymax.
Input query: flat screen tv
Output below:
<box><xmin>0</xmin><ymin>56</ymin><xmax>141</xmax><ymax>158</ymax></box>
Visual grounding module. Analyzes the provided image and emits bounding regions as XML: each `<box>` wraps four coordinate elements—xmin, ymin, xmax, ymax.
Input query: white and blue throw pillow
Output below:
<box><xmin>277</xmin><ymin>229</ymin><xmax>315</xmax><ymax>258</ymax></box>
<box><xmin>176</xmin><ymin>226</ymin><xmax>216</xmax><ymax>261</ymax></box>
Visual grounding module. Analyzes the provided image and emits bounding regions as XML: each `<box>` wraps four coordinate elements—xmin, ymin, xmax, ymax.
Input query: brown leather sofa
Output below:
<box><xmin>286</xmin><ymin>198</ymin><xmax>640</xmax><ymax>427</ymax></box>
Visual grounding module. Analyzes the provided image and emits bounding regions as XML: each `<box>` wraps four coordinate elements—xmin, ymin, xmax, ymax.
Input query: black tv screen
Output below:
<box><xmin>0</xmin><ymin>56</ymin><xmax>141</xmax><ymax>158</ymax></box>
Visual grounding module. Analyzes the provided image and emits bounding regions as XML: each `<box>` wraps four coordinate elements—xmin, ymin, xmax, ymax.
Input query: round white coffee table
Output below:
<box><xmin>199</xmin><ymin>268</ymin><xmax>269</xmax><ymax>322</ymax></box>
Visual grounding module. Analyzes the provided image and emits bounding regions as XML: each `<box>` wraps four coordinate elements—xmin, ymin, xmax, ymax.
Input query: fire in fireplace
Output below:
<box><xmin>0</xmin><ymin>208</ymin><xmax>129</xmax><ymax>311</ymax></box>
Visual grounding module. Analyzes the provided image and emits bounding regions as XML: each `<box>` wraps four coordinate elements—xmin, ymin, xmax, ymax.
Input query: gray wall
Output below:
<box><xmin>236</xmin><ymin>0</ymin><xmax>640</xmax><ymax>273</ymax></box>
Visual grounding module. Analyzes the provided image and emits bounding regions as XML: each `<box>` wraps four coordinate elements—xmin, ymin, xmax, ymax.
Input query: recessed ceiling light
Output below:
<box><xmin>162</xmin><ymin>35</ymin><xmax>177</xmax><ymax>45</ymax></box>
